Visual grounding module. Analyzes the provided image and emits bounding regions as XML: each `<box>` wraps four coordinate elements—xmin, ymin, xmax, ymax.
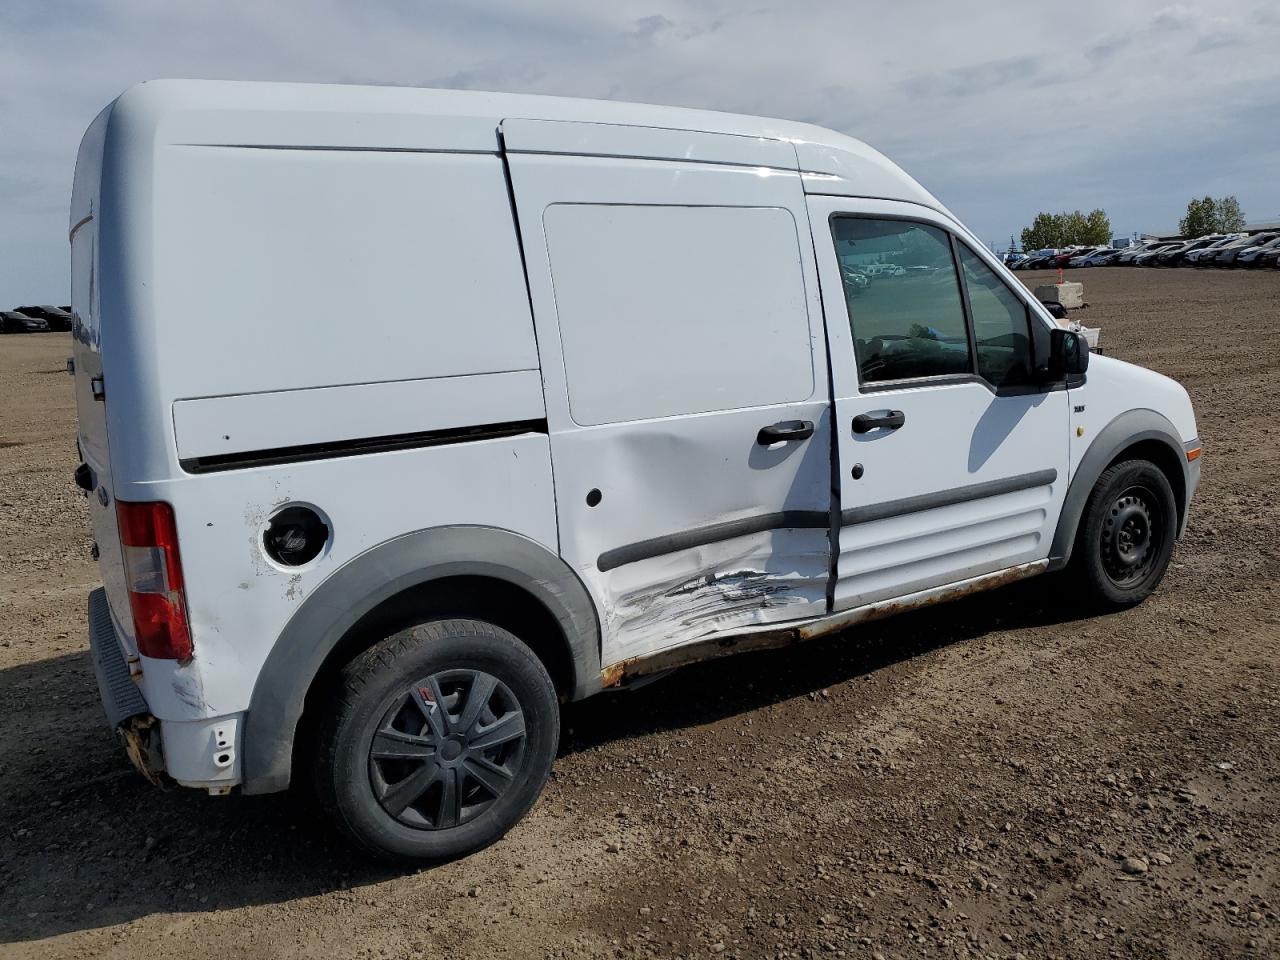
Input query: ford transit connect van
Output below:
<box><xmin>70</xmin><ymin>80</ymin><xmax>1201</xmax><ymax>862</ymax></box>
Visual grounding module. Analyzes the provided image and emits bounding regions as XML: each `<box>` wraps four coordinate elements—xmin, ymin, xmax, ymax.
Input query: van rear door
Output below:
<box><xmin>70</xmin><ymin>209</ymin><xmax>134</xmax><ymax>648</ymax></box>
<box><xmin>503</xmin><ymin>120</ymin><xmax>834</xmax><ymax>668</ymax></box>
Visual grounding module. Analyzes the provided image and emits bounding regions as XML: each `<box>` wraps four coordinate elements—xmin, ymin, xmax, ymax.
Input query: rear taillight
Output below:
<box><xmin>116</xmin><ymin>500</ymin><xmax>193</xmax><ymax>661</ymax></box>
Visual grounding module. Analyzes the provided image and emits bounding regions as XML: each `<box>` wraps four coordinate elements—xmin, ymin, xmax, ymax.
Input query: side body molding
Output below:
<box><xmin>241</xmin><ymin>525</ymin><xmax>601</xmax><ymax>795</ymax></box>
<box><xmin>1048</xmin><ymin>409</ymin><xmax>1197</xmax><ymax>569</ymax></box>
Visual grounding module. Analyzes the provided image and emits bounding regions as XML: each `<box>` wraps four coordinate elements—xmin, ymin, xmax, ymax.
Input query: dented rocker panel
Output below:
<box><xmin>600</xmin><ymin>559</ymin><xmax>1049</xmax><ymax>686</ymax></box>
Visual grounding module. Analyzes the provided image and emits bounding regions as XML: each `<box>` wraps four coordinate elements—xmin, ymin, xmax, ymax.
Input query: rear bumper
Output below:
<box><xmin>89</xmin><ymin>588</ymin><xmax>165</xmax><ymax>784</ymax></box>
<box><xmin>88</xmin><ymin>588</ymin><xmax>243</xmax><ymax>791</ymax></box>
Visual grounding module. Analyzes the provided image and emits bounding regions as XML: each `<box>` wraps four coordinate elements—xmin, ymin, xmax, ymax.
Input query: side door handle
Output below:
<box><xmin>852</xmin><ymin>410</ymin><xmax>905</xmax><ymax>434</ymax></box>
<box><xmin>756</xmin><ymin>419</ymin><xmax>815</xmax><ymax>445</ymax></box>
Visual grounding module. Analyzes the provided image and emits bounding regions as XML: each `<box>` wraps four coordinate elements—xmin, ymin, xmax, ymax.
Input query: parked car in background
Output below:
<box><xmin>1257</xmin><ymin>246</ymin><xmax>1280</xmax><ymax>269</ymax></box>
<box><xmin>1235</xmin><ymin>236</ymin><xmax>1280</xmax><ymax>267</ymax></box>
<box><xmin>15</xmin><ymin>305</ymin><xmax>74</xmax><ymax>331</ymax></box>
<box><xmin>1131</xmin><ymin>243</ymin><xmax>1183</xmax><ymax>266</ymax></box>
<box><xmin>1182</xmin><ymin>234</ymin><xmax>1245</xmax><ymax>266</ymax></box>
<box><xmin>0</xmin><ymin>310</ymin><xmax>50</xmax><ymax>333</ymax></box>
<box><xmin>1051</xmin><ymin>246</ymin><xmax>1090</xmax><ymax>268</ymax></box>
<box><xmin>1152</xmin><ymin>237</ymin><xmax>1221</xmax><ymax>267</ymax></box>
<box><xmin>1065</xmin><ymin>249</ymin><xmax>1092</xmax><ymax>267</ymax></box>
<box><xmin>1070</xmin><ymin>248</ymin><xmax>1121</xmax><ymax>267</ymax></box>
<box><xmin>1115</xmin><ymin>241</ymin><xmax>1171</xmax><ymax>265</ymax></box>
<box><xmin>1087</xmin><ymin>249</ymin><xmax>1125</xmax><ymax>266</ymax></box>
<box><xmin>840</xmin><ymin>265</ymin><xmax>870</xmax><ymax>294</ymax></box>
<box><xmin>1211</xmin><ymin>233</ymin><xmax>1276</xmax><ymax>267</ymax></box>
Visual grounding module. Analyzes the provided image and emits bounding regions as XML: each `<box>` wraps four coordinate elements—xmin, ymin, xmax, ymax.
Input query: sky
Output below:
<box><xmin>1</xmin><ymin>0</ymin><xmax>1278</xmax><ymax>305</ymax></box>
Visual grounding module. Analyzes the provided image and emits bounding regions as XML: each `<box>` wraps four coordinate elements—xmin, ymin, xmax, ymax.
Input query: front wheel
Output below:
<box><xmin>1071</xmin><ymin>459</ymin><xmax>1178</xmax><ymax>610</ymax></box>
<box><xmin>315</xmin><ymin>618</ymin><xmax>560</xmax><ymax>863</ymax></box>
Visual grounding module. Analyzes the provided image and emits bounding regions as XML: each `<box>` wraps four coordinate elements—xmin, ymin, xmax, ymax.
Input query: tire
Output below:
<box><xmin>1070</xmin><ymin>459</ymin><xmax>1178</xmax><ymax>611</ymax></box>
<box><xmin>315</xmin><ymin>618</ymin><xmax>559</xmax><ymax>863</ymax></box>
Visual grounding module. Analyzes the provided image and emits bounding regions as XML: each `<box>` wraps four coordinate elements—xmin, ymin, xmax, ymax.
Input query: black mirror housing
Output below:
<box><xmin>1048</xmin><ymin>327</ymin><xmax>1089</xmax><ymax>380</ymax></box>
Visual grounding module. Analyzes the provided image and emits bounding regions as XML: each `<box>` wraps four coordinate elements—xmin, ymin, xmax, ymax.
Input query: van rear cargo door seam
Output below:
<box><xmin>496</xmin><ymin>123</ymin><xmax>560</xmax><ymax>558</ymax></box>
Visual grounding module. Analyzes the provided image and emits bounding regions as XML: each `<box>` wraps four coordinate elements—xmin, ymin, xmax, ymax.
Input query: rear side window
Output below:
<box><xmin>957</xmin><ymin>244</ymin><xmax>1035</xmax><ymax>388</ymax></box>
<box><xmin>544</xmin><ymin>204</ymin><xmax>814</xmax><ymax>426</ymax></box>
<box><xmin>831</xmin><ymin>218</ymin><xmax>971</xmax><ymax>385</ymax></box>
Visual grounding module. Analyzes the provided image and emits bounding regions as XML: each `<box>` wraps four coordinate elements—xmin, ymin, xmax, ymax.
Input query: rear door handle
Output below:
<box><xmin>756</xmin><ymin>420</ymin><xmax>814</xmax><ymax>445</ymax></box>
<box><xmin>852</xmin><ymin>410</ymin><xmax>905</xmax><ymax>434</ymax></box>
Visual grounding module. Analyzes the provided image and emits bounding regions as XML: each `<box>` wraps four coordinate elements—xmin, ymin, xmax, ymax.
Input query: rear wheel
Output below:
<box><xmin>316</xmin><ymin>618</ymin><xmax>559</xmax><ymax>862</ymax></box>
<box><xmin>1071</xmin><ymin>459</ymin><xmax>1178</xmax><ymax>610</ymax></box>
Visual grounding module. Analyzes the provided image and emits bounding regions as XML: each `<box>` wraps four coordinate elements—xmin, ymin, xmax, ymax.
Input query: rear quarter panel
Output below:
<box><xmin>135</xmin><ymin>435</ymin><xmax>557</xmax><ymax>720</ymax></box>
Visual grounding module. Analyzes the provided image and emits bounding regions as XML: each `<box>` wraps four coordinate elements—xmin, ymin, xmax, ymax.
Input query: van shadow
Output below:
<box><xmin>0</xmin><ymin>577</ymin><xmax>1091</xmax><ymax>944</ymax></box>
<box><xmin>558</xmin><ymin>574</ymin><xmax>1090</xmax><ymax>754</ymax></box>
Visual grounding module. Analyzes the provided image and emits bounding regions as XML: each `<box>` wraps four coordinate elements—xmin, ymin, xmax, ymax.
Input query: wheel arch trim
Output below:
<box><xmin>1049</xmin><ymin>409</ymin><xmax>1195</xmax><ymax>570</ymax></box>
<box><xmin>240</xmin><ymin>524</ymin><xmax>601</xmax><ymax>795</ymax></box>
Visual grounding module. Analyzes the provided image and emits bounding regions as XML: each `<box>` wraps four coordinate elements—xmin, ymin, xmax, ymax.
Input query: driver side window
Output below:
<box><xmin>831</xmin><ymin>217</ymin><xmax>971</xmax><ymax>386</ymax></box>
<box><xmin>832</xmin><ymin>216</ymin><xmax>1039</xmax><ymax>391</ymax></box>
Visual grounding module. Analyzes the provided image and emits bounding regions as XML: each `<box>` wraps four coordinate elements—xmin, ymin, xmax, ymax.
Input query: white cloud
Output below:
<box><xmin>1</xmin><ymin>0</ymin><xmax>1278</xmax><ymax>302</ymax></box>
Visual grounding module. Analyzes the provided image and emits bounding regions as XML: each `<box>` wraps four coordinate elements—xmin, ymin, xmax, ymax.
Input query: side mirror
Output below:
<box><xmin>1048</xmin><ymin>328</ymin><xmax>1089</xmax><ymax>379</ymax></box>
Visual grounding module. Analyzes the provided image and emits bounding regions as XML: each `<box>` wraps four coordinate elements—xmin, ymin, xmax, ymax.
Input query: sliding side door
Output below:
<box><xmin>504</xmin><ymin>120</ymin><xmax>833</xmax><ymax>667</ymax></box>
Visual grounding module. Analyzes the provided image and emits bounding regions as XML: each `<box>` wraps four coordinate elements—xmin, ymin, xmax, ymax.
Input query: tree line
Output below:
<box><xmin>1179</xmin><ymin>196</ymin><xmax>1245</xmax><ymax>237</ymax></box>
<box><xmin>1018</xmin><ymin>196</ymin><xmax>1247</xmax><ymax>251</ymax></box>
<box><xmin>1020</xmin><ymin>210</ymin><xmax>1112</xmax><ymax>250</ymax></box>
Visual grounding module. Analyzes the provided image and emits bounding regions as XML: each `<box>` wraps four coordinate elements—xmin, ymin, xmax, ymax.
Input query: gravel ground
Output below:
<box><xmin>0</xmin><ymin>267</ymin><xmax>1277</xmax><ymax>959</ymax></box>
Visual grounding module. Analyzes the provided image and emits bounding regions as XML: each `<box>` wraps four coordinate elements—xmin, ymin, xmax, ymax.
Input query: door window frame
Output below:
<box><xmin>828</xmin><ymin>212</ymin><xmax>1051</xmax><ymax>398</ymax></box>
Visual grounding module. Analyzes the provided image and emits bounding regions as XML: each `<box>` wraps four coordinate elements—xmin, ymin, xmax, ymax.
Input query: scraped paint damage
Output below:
<box><xmin>599</xmin><ymin>529</ymin><xmax>829</xmax><ymax>663</ymax></box>
<box><xmin>600</xmin><ymin>559</ymin><xmax>1049</xmax><ymax>688</ymax></box>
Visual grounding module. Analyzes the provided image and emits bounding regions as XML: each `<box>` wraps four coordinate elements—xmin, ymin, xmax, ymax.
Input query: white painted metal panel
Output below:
<box><xmin>505</xmin><ymin>147</ymin><xmax>832</xmax><ymax>664</ymax></box>
<box><xmin>171</xmin><ymin>370</ymin><xmax>544</xmax><ymax>461</ymax></box>
<box><xmin>542</xmin><ymin>204</ymin><xmax>814</xmax><ymax>426</ymax></box>
<box><xmin>502</xmin><ymin>118</ymin><xmax>796</xmax><ymax>170</ymax></box>
<box><xmin>805</xmin><ymin>195</ymin><xmax>1071</xmax><ymax>610</ymax></box>
<box><xmin>1067</xmin><ymin>353</ymin><xmax>1199</xmax><ymax>481</ymax></box>
<box><xmin>141</xmin><ymin>433</ymin><xmax>557</xmax><ymax>719</ymax></box>
<box><xmin>797</xmin><ymin>140</ymin><xmax>941</xmax><ymax>210</ymax></box>
<box><xmin>152</xmin><ymin>147</ymin><xmax>537</xmax><ymax>401</ymax></box>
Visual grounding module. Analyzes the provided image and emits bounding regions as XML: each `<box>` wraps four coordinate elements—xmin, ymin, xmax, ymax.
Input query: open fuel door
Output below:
<box><xmin>502</xmin><ymin>119</ymin><xmax>834</xmax><ymax>669</ymax></box>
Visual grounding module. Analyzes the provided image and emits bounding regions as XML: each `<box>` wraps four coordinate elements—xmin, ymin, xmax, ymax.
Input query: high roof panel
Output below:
<box><xmin>91</xmin><ymin>79</ymin><xmax>943</xmax><ymax>211</ymax></box>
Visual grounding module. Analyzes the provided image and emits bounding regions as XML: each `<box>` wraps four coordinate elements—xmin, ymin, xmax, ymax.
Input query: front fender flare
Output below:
<box><xmin>240</xmin><ymin>525</ymin><xmax>601</xmax><ymax>795</ymax></box>
<box><xmin>1049</xmin><ymin>409</ymin><xmax>1195</xmax><ymax>569</ymax></box>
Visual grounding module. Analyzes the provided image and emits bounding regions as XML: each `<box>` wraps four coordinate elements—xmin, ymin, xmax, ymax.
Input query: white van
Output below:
<box><xmin>71</xmin><ymin>80</ymin><xmax>1201</xmax><ymax>861</ymax></box>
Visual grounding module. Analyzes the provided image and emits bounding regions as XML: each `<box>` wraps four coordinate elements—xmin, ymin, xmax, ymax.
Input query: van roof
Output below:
<box><xmin>72</xmin><ymin>79</ymin><xmax>945</xmax><ymax>229</ymax></box>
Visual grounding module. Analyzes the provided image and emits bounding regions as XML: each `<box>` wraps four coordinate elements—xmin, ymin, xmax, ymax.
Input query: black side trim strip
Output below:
<box><xmin>68</xmin><ymin>214</ymin><xmax>93</xmax><ymax>243</ymax></box>
<box><xmin>180</xmin><ymin>419</ymin><xmax>548</xmax><ymax>474</ymax></box>
<box><xmin>841</xmin><ymin>468</ymin><xmax>1058</xmax><ymax>526</ymax></box>
<box><xmin>597</xmin><ymin>510</ymin><xmax>829</xmax><ymax>573</ymax></box>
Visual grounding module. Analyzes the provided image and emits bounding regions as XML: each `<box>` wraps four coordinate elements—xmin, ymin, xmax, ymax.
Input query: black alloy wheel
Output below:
<box><xmin>316</xmin><ymin>618</ymin><xmax>559</xmax><ymax>863</ymax></box>
<box><xmin>369</xmin><ymin>668</ymin><xmax>527</xmax><ymax>830</ymax></box>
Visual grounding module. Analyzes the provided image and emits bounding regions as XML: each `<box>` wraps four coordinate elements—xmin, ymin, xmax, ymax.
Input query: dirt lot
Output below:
<box><xmin>1</xmin><ymin>267</ymin><xmax>1277</xmax><ymax>959</ymax></box>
